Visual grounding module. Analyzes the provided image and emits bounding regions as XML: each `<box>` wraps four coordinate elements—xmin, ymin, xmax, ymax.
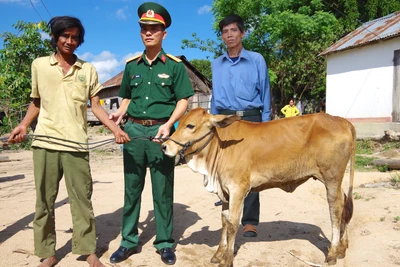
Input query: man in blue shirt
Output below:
<box><xmin>211</xmin><ymin>14</ymin><xmax>271</xmax><ymax>238</ymax></box>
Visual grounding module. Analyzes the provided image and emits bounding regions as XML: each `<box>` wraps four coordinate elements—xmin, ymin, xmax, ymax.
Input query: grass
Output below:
<box><xmin>391</xmin><ymin>173</ymin><xmax>400</xmax><ymax>183</ymax></box>
<box><xmin>356</xmin><ymin>139</ymin><xmax>375</xmax><ymax>155</ymax></box>
<box><xmin>390</xmin><ymin>173</ymin><xmax>400</xmax><ymax>188</ymax></box>
<box><xmin>382</xmin><ymin>141</ymin><xmax>400</xmax><ymax>151</ymax></box>
<box><xmin>355</xmin><ymin>155</ymin><xmax>376</xmax><ymax>171</ymax></box>
<box><xmin>97</xmin><ymin>126</ymin><xmax>111</xmax><ymax>135</ymax></box>
<box><xmin>377</xmin><ymin>164</ymin><xmax>389</xmax><ymax>172</ymax></box>
<box><xmin>3</xmin><ymin>139</ymin><xmax>32</xmax><ymax>151</ymax></box>
<box><xmin>394</xmin><ymin>216</ymin><xmax>400</xmax><ymax>223</ymax></box>
<box><xmin>353</xmin><ymin>192</ymin><xmax>375</xmax><ymax>201</ymax></box>
<box><xmin>353</xmin><ymin>192</ymin><xmax>363</xmax><ymax>200</ymax></box>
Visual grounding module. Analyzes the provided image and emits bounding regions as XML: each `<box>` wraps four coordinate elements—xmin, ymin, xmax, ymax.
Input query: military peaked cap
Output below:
<box><xmin>137</xmin><ymin>2</ymin><xmax>171</xmax><ymax>28</ymax></box>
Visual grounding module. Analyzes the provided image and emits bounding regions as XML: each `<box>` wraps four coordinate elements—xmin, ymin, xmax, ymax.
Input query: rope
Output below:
<box><xmin>0</xmin><ymin>134</ymin><xmax>166</xmax><ymax>150</ymax></box>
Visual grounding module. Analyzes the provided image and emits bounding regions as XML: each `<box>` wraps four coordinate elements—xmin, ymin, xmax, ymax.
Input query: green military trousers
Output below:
<box><xmin>32</xmin><ymin>148</ymin><xmax>97</xmax><ymax>258</ymax></box>
<box><xmin>120</xmin><ymin>121</ymin><xmax>175</xmax><ymax>251</ymax></box>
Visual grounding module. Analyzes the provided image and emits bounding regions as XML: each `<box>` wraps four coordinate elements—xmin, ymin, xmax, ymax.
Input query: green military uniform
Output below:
<box><xmin>118</xmin><ymin>50</ymin><xmax>193</xmax><ymax>250</ymax></box>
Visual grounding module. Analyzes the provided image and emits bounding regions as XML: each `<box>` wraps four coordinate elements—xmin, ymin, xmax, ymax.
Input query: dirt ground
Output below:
<box><xmin>0</xmin><ymin>129</ymin><xmax>400</xmax><ymax>267</ymax></box>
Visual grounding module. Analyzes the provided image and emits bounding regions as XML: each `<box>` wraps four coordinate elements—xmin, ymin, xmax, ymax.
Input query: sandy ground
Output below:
<box><xmin>1</xmin><ymin>131</ymin><xmax>400</xmax><ymax>267</ymax></box>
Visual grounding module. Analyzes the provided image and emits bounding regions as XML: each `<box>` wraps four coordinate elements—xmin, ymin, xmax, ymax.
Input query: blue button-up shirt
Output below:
<box><xmin>211</xmin><ymin>48</ymin><xmax>271</xmax><ymax>122</ymax></box>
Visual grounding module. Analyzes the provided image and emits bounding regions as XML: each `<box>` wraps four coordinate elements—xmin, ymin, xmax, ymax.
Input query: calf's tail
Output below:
<box><xmin>342</xmin><ymin>122</ymin><xmax>356</xmax><ymax>225</ymax></box>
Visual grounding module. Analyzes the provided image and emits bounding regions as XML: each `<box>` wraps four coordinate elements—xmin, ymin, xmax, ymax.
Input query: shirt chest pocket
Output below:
<box><xmin>153</xmin><ymin>77</ymin><xmax>173</xmax><ymax>100</ymax></box>
<box><xmin>130</xmin><ymin>77</ymin><xmax>144</xmax><ymax>98</ymax></box>
<box><xmin>130</xmin><ymin>77</ymin><xmax>144</xmax><ymax>88</ymax></box>
<box><xmin>70</xmin><ymin>82</ymin><xmax>88</xmax><ymax>103</ymax></box>
<box><xmin>236</xmin><ymin>72</ymin><xmax>258</xmax><ymax>101</ymax></box>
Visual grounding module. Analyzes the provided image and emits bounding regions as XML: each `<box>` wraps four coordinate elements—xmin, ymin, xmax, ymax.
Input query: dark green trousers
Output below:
<box><xmin>32</xmin><ymin>148</ymin><xmax>96</xmax><ymax>258</ymax></box>
<box><xmin>120</xmin><ymin>121</ymin><xmax>175</xmax><ymax>250</ymax></box>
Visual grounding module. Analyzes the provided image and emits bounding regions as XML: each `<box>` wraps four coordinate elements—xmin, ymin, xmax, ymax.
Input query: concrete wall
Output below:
<box><xmin>325</xmin><ymin>38</ymin><xmax>400</xmax><ymax>122</ymax></box>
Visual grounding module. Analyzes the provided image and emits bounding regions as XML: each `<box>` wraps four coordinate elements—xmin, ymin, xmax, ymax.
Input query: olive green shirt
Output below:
<box><xmin>30</xmin><ymin>53</ymin><xmax>103</xmax><ymax>152</ymax></box>
<box><xmin>119</xmin><ymin>49</ymin><xmax>194</xmax><ymax>119</ymax></box>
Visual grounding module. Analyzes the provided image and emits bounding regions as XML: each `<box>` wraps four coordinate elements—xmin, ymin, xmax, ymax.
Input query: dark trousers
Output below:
<box><xmin>120</xmin><ymin>121</ymin><xmax>176</xmax><ymax>250</ymax></box>
<box><xmin>240</xmin><ymin>114</ymin><xmax>261</xmax><ymax>226</ymax></box>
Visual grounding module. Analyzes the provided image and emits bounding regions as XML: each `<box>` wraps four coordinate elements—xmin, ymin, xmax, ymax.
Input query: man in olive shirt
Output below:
<box><xmin>8</xmin><ymin>16</ymin><xmax>129</xmax><ymax>267</ymax></box>
<box><xmin>109</xmin><ymin>2</ymin><xmax>194</xmax><ymax>265</ymax></box>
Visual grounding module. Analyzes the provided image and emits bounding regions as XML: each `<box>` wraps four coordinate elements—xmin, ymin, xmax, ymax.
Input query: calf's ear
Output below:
<box><xmin>210</xmin><ymin>114</ymin><xmax>240</xmax><ymax>128</ymax></box>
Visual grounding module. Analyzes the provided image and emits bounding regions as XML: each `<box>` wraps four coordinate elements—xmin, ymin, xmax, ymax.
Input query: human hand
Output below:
<box><xmin>153</xmin><ymin>124</ymin><xmax>170</xmax><ymax>143</ymax></box>
<box><xmin>8</xmin><ymin>125</ymin><xmax>28</xmax><ymax>144</ymax></box>
<box><xmin>113</xmin><ymin>128</ymin><xmax>130</xmax><ymax>144</ymax></box>
<box><xmin>109</xmin><ymin>112</ymin><xmax>124</xmax><ymax>125</ymax></box>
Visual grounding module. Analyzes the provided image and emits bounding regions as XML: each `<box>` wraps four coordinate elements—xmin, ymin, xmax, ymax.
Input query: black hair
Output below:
<box><xmin>48</xmin><ymin>16</ymin><xmax>85</xmax><ymax>50</ymax></box>
<box><xmin>219</xmin><ymin>14</ymin><xmax>245</xmax><ymax>33</ymax></box>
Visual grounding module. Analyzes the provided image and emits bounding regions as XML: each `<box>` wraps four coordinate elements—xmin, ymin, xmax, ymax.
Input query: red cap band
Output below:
<box><xmin>140</xmin><ymin>10</ymin><xmax>166</xmax><ymax>26</ymax></box>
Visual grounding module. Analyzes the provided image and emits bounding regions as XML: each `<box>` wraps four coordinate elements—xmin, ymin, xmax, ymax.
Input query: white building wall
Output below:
<box><xmin>326</xmin><ymin>38</ymin><xmax>400</xmax><ymax>121</ymax></box>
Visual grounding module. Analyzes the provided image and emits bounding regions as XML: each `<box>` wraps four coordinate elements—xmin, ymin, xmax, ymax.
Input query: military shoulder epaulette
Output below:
<box><xmin>166</xmin><ymin>54</ymin><xmax>182</xmax><ymax>62</ymax></box>
<box><xmin>126</xmin><ymin>54</ymin><xmax>141</xmax><ymax>63</ymax></box>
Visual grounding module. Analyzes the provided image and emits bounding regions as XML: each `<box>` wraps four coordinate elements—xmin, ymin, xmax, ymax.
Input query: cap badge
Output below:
<box><xmin>146</xmin><ymin>10</ymin><xmax>155</xmax><ymax>18</ymax></box>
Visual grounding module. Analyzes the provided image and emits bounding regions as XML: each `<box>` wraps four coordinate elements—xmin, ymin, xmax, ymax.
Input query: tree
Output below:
<box><xmin>0</xmin><ymin>20</ymin><xmax>52</xmax><ymax>134</ymax></box>
<box><xmin>182</xmin><ymin>0</ymin><xmax>400</xmax><ymax>111</ymax></box>
<box><xmin>189</xmin><ymin>59</ymin><xmax>212</xmax><ymax>81</ymax></box>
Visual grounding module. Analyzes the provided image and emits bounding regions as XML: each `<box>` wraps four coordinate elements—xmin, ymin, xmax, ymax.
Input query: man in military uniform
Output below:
<box><xmin>108</xmin><ymin>2</ymin><xmax>194</xmax><ymax>265</ymax></box>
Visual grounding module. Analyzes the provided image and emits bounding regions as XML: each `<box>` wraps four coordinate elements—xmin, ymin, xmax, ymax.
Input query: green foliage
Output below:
<box><xmin>7</xmin><ymin>138</ymin><xmax>32</xmax><ymax>151</ymax></box>
<box><xmin>382</xmin><ymin>141</ymin><xmax>400</xmax><ymax>151</ymax></box>
<box><xmin>394</xmin><ymin>216</ymin><xmax>400</xmax><ymax>223</ymax></box>
<box><xmin>356</xmin><ymin>139</ymin><xmax>374</xmax><ymax>154</ymax></box>
<box><xmin>377</xmin><ymin>164</ymin><xmax>389</xmax><ymax>172</ymax></box>
<box><xmin>355</xmin><ymin>155</ymin><xmax>375</xmax><ymax>171</ymax></box>
<box><xmin>97</xmin><ymin>126</ymin><xmax>111</xmax><ymax>135</ymax></box>
<box><xmin>390</xmin><ymin>173</ymin><xmax>400</xmax><ymax>188</ymax></box>
<box><xmin>353</xmin><ymin>191</ymin><xmax>375</xmax><ymax>201</ymax></box>
<box><xmin>353</xmin><ymin>192</ymin><xmax>363</xmax><ymax>200</ymax></box>
<box><xmin>181</xmin><ymin>0</ymin><xmax>400</xmax><ymax>108</ymax></box>
<box><xmin>189</xmin><ymin>59</ymin><xmax>212</xmax><ymax>81</ymax></box>
<box><xmin>181</xmin><ymin>33</ymin><xmax>223</xmax><ymax>59</ymax></box>
<box><xmin>0</xmin><ymin>20</ymin><xmax>52</xmax><ymax>135</ymax></box>
<box><xmin>359</xmin><ymin>0</ymin><xmax>400</xmax><ymax>22</ymax></box>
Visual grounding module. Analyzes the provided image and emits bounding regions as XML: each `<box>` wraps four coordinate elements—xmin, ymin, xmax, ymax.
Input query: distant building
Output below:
<box><xmin>320</xmin><ymin>11</ymin><xmax>400</xmax><ymax>124</ymax></box>
<box><xmin>88</xmin><ymin>55</ymin><xmax>212</xmax><ymax>124</ymax></box>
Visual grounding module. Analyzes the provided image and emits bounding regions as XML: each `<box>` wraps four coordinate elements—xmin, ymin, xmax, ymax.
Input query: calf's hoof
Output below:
<box><xmin>326</xmin><ymin>257</ymin><xmax>337</xmax><ymax>265</ymax></box>
<box><xmin>211</xmin><ymin>255</ymin><xmax>221</xmax><ymax>263</ymax></box>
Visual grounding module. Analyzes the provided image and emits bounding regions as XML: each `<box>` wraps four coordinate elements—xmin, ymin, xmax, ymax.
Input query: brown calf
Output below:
<box><xmin>162</xmin><ymin>108</ymin><xmax>355</xmax><ymax>267</ymax></box>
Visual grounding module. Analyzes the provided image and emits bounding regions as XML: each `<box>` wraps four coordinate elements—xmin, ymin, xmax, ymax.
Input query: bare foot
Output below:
<box><xmin>38</xmin><ymin>256</ymin><xmax>58</xmax><ymax>267</ymax></box>
<box><xmin>86</xmin><ymin>254</ymin><xmax>104</xmax><ymax>267</ymax></box>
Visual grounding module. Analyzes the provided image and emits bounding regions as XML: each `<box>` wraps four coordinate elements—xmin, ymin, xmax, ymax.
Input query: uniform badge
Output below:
<box><xmin>158</xmin><ymin>73</ymin><xmax>170</xmax><ymax>78</ymax></box>
<box><xmin>78</xmin><ymin>75</ymin><xmax>85</xmax><ymax>82</ymax></box>
<box><xmin>146</xmin><ymin>10</ymin><xmax>155</xmax><ymax>18</ymax></box>
<box><xmin>132</xmin><ymin>74</ymin><xmax>141</xmax><ymax>79</ymax></box>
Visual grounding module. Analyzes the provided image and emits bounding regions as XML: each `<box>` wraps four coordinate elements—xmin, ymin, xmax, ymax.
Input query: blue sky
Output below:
<box><xmin>0</xmin><ymin>0</ymin><xmax>218</xmax><ymax>83</ymax></box>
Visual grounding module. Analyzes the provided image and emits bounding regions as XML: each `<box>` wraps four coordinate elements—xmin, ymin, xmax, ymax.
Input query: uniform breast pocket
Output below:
<box><xmin>130</xmin><ymin>77</ymin><xmax>144</xmax><ymax>98</ymax></box>
<box><xmin>130</xmin><ymin>77</ymin><xmax>143</xmax><ymax>88</ymax></box>
<box><xmin>154</xmin><ymin>77</ymin><xmax>173</xmax><ymax>100</ymax></box>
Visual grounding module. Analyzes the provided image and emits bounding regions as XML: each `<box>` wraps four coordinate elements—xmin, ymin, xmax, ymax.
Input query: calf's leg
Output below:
<box><xmin>211</xmin><ymin>202</ymin><xmax>229</xmax><ymax>264</ymax></box>
<box><xmin>217</xmin><ymin>189</ymin><xmax>246</xmax><ymax>267</ymax></box>
<box><xmin>325</xmin><ymin>182</ymin><xmax>346</xmax><ymax>265</ymax></box>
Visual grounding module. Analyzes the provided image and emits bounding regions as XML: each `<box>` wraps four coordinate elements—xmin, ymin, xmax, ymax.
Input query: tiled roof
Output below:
<box><xmin>102</xmin><ymin>70</ymin><xmax>124</xmax><ymax>89</ymax></box>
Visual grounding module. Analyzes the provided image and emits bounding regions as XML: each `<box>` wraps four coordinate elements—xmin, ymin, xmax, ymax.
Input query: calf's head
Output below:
<box><xmin>161</xmin><ymin>108</ymin><xmax>239</xmax><ymax>158</ymax></box>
